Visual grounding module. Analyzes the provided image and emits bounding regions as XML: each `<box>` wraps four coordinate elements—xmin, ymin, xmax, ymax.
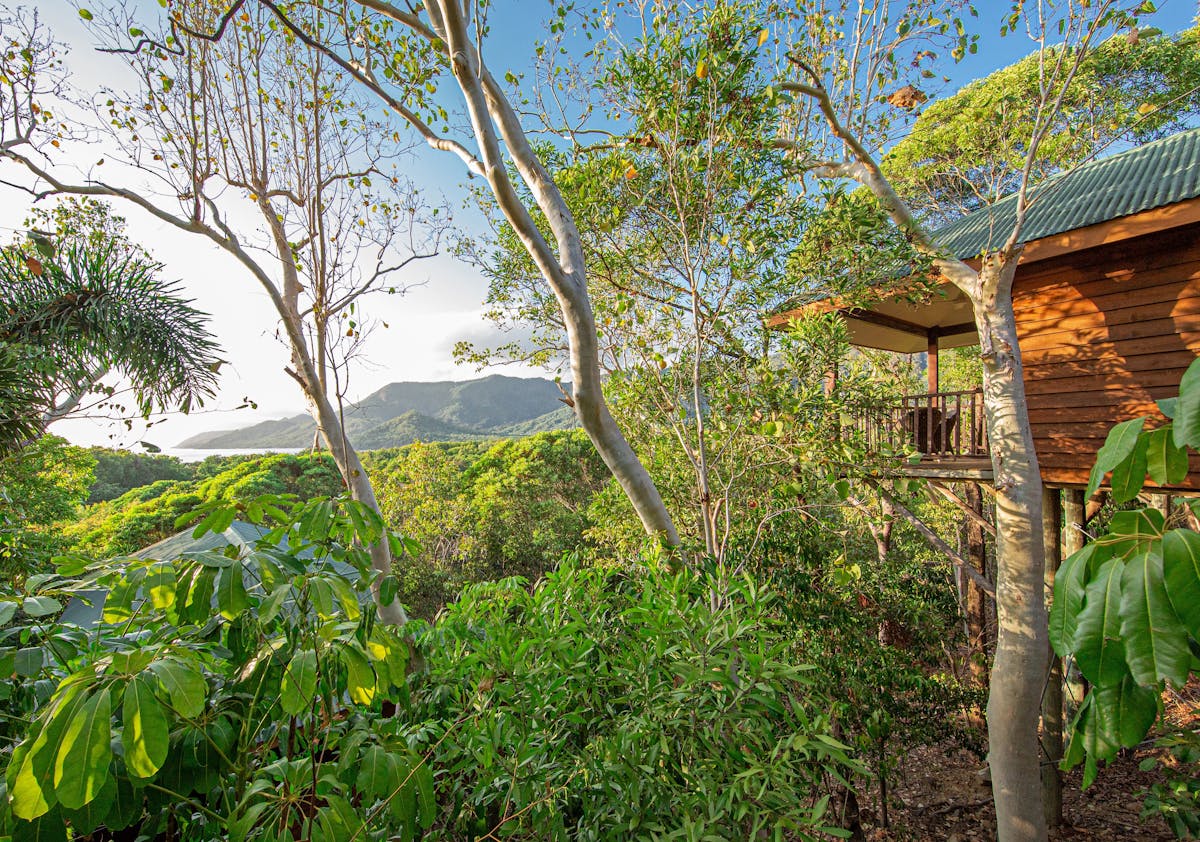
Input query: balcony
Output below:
<box><xmin>847</xmin><ymin>389</ymin><xmax>994</xmax><ymax>481</ymax></box>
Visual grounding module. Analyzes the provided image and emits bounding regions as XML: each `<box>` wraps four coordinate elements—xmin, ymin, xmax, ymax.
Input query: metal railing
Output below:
<box><xmin>847</xmin><ymin>389</ymin><xmax>988</xmax><ymax>460</ymax></box>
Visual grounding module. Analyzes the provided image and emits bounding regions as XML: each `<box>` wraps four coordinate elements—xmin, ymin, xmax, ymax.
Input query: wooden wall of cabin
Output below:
<box><xmin>1013</xmin><ymin>219</ymin><xmax>1200</xmax><ymax>490</ymax></box>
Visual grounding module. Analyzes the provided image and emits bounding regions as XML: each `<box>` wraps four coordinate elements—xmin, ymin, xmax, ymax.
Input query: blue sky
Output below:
<box><xmin>7</xmin><ymin>0</ymin><xmax>1198</xmax><ymax>451</ymax></box>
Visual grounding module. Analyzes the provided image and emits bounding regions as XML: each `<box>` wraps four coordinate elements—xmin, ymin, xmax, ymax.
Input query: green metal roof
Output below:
<box><xmin>934</xmin><ymin>128</ymin><xmax>1200</xmax><ymax>258</ymax></box>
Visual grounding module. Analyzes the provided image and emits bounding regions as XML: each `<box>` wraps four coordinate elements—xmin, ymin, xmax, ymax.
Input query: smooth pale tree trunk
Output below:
<box><xmin>264</xmin><ymin>214</ymin><xmax>409</xmax><ymax>626</ymax></box>
<box><xmin>976</xmin><ymin>255</ymin><xmax>1049</xmax><ymax>842</ymax></box>
<box><xmin>1041</xmin><ymin>486</ymin><xmax>1064</xmax><ymax>828</ymax></box>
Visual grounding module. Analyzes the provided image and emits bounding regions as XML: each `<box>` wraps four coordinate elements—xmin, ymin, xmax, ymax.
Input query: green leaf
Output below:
<box><xmin>15</xmin><ymin>647</ymin><xmax>44</xmax><ymax>677</ymax></box>
<box><xmin>61</xmin><ymin>774</ymin><xmax>116</xmax><ymax>834</ymax></box>
<box><xmin>216</xmin><ymin>564</ymin><xmax>249</xmax><ymax>620</ymax></box>
<box><xmin>1110</xmin><ymin>433</ymin><xmax>1148</xmax><ymax>503</ymax></box>
<box><xmin>379</xmin><ymin>574</ymin><xmax>399</xmax><ymax>607</ymax></box>
<box><xmin>258</xmin><ymin>584</ymin><xmax>291</xmax><ymax>624</ymax></box>
<box><xmin>356</xmin><ymin>745</ymin><xmax>395</xmax><ymax>799</ymax></box>
<box><xmin>78</xmin><ymin>8</ymin><xmax>93</xmax><ymax>20</ymax></box>
<box><xmin>1162</xmin><ymin>529</ymin><xmax>1200</xmax><ymax>635</ymax></box>
<box><xmin>1157</xmin><ymin>397</ymin><xmax>1178</xmax><ymax>419</ymax></box>
<box><xmin>11</xmin><ymin>809</ymin><xmax>68</xmax><ymax>842</ymax></box>
<box><xmin>104</xmin><ymin>774</ymin><xmax>142</xmax><ymax>831</ymax></box>
<box><xmin>1093</xmin><ymin>675</ymin><xmax>1159</xmax><ymax>752</ymax></box>
<box><xmin>1074</xmin><ymin>558</ymin><xmax>1129</xmax><ymax>688</ymax></box>
<box><xmin>1097</xmin><ymin>509</ymin><xmax>1165</xmax><ymax>562</ymax></box>
<box><xmin>9</xmin><ymin>686</ymin><xmax>90</xmax><ymax>819</ymax></box>
<box><xmin>1049</xmin><ymin>544</ymin><xmax>1092</xmax><ymax>655</ymax></box>
<box><xmin>1146</xmin><ymin>426</ymin><xmax>1189</xmax><ymax>486</ymax></box>
<box><xmin>122</xmin><ymin>675</ymin><xmax>168</xmax><ymax>778</ymax></box>
<box><xmin>281</xmin><ymin>649</ymin><xmax>318</xmax><ymax>715</ymax></box>
<box><xmin>103</xmin><ymin>568</ymin><xmax>146</xmax><ymax>623</ymax></box>
<box><xmin>325</xmin><ymin>574</ymin><xmax>361</xmax><ymax>620</ymax></box>
<box><xmin>0</xmin><ymin>599</ymin><xmax>17</xmax><ymax>624</ymax></box>
<box><xmin>308</xmin><ymin>576</ymin><xmax>335</xmax><ymax>618</ymax></box>
<box><xmin>144</xmin><ymin>562</ymin><xmax>176</xmax><ymax>610</ymax></box>
<box><xmin>1173</xmin><ymin>357</ymin><xmax>1200</xmax><ymax>449</ymax></box>
<box><xmin>1119</xmin><ymin>549</ymin><xmax>1191</xmax><ymax>686</ymax></box>
<box><xmin>1087</xmin><ymin>417</ymin><xmax>1146</xmax><ymax>499</ymax></box>
<box><xmin>147</xmin><ymin>659</ymin><xmax>206</xmax><ymax>718</ymax></box>
<box><xmin>340</xmin><ymin>644</ymin><xmax>376</xmax><ymax>706</ymax></box>
<box><xmin>22</xmin><ymin>596</ymin><xmax>60</xmax><ymax>618</ymax></box>
<box><xmin>414</xmin><ymin>760</ymin><xmax>435</xmax><ymax>829</ymax></box>
<box><xmin>53</xmin><ymin>689</ymin><xmax>113</xmax><ymax>809</ymax></box>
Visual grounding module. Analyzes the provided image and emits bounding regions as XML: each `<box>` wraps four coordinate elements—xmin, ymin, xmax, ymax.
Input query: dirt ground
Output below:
<box><xmin>856</xmin><ymin>683</ymin><xmax>1199</xmax><ymax>841</ymax></box>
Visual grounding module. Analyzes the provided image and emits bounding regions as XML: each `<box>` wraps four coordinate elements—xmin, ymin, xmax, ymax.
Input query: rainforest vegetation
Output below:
<box><xmin>2</xmin><ymin>2</ymin><xmax>1200</xmax><ymax>841</ymax></box>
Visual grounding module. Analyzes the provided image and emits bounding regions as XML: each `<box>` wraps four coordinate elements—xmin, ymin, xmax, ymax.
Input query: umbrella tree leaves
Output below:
<box><xmin>1054</xmin><ymin>358</ymin><xmax>1200</xmax><ymax>780</ymax></box>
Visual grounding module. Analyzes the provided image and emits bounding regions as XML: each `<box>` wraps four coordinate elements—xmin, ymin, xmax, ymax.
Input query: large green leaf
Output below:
<box><xmin>102</xmin><ymin>568</ymin><xmax>146</xmax><ymax>623</ymax></box>
<box><xmin>8</xmin><ymin>687</ymin><xmax>90</xmax><ymax>819</ymax></box>
<box><xmin>1110</xmin><ymin>434</ymin><xmax>1148</xmax><ymax>503</ymax></box>
<box><xmin>1096</xmin><ymin>509</ymin><xmax>1165</xmax><ymax>562</ymax></box>
<box><xmin>122</xmin><ymin>675</ymin><xmax>168</xmax><ymax>778</ymax></box>
<box><xmin>1093</xmin><ymin>675</ymin><xmax>1159</xmax><ymax>753</ymax></box>
<box><xmin>1049</xmin><ymin>544</ymin><xmax>1092</xmax><ymax>655</ymax></box>
<box><xmin>178</xmin><ymin>566</ymin><xmax>216</xmax><ymax>625</ymax></box>
<box><xmin>280</xmin><ymin>649</ymin><xmax>318</xmax><ymax>716</ymax></box>
<box><xmin>1087</xmin><ymin>416</ymin><xmax>1147</xmax><ymax>499</ymax></box>
<box><xmin>1118</xmin><ymin>549</ymin><xmax>1191</xmax><ymax>687</ymax></box>
<box><xmin>1073</xmin><ymin>558</ymin><xmax>1129</xmax><ymax>688</ymax></box>
<box><xmin>53</xmin><ymin>688</ymin><xmax>113</xmax><ymax>809</ymax></box>
<box><xmin>147</xmin><ymin>659</ymin><xmax>206</xmax><ymax>719</ymax></box>
<box><xmin>104</xmin><ymin>774</ymin><xmax>143</xmax><ymax>831</ymax></box>
<box><xmin>21</xmin><ymin>596</ymin><xmax>60</xmax><ymax>618</ymax></box>
<box><xmin>216</xmin><ymin>564</ymin><xmax>249</xmax><ymax>620</ymax></box>
<box><xmin>10</xmin><ymin>809</ymin><xmax>68</xmax><ymax>842</ymax></box>
<box><xmin>1146</xmin><ymin>426</ymin><xmax>1189</xmax><ymax>486</ymax></box>
<box><xmin>340</xmin><ymin>644</ymin><xmax>376</xmax><ymax>706</ymax></box>
<box><xmin>61</xmin><ymin>774</ymin><xmax>116</xmax><ymax>834</ymax></box>
<box><xmin>325</xmin><ymin>574</ymin><xmax>361</xmax><ymax>620</ymax></box>
<box><xmin>1172</xmin><ymin>357</ymin><xmax>1200</xmax><ymax>449</ymax></box>
<box><xmin>356</xmin><ymin>745</ymin><xmax>397</xmax><ymax>800</ymax></box>
<box><xmin>144</xmin><ymin>561</ymin><xmax>176</xmax><ymax>611</ymax></box>
<box><xmin>1162</xmin><ymin>528</ymin><xmax>1200</xmax><ymax>635</ymax></box>
<box><xmin>415</xmin><ymin>760</ymin><xmax>436</xmax><ymax>829</ymax></box>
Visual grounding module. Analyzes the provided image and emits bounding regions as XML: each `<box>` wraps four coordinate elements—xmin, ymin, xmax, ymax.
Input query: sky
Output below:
<box><xmin>5</xmin><ymin>0</ymin><xmax>1198</xmax><ymax>452</ymax></box>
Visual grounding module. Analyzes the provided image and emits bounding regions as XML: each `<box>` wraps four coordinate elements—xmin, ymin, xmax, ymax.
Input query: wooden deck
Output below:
<box><xmin>843</xmin><ymin>389</ymin><xmax>994</xmax><ymax>482</ymax></box>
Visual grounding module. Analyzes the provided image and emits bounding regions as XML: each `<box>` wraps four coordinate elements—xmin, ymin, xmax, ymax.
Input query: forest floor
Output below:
<box><xmin>863</xmin><ymin>682</ymin><xmax>1199</xmax><ymax>841</ymax></box>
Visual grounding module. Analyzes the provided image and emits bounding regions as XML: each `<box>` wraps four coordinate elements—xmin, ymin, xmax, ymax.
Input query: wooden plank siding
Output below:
<box><xmin>1012</xmin><ymin>221</ymin><xmax>1200</xmax><ymax>489</ymax></box>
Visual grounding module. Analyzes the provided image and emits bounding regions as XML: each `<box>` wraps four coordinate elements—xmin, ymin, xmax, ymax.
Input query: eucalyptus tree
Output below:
<box><xmin>456</xmin><ymin>2</ymin><xmax>808</xmax><ymax>560</ymax></box>
<box><xmin>776</xmin><ymin>2</ymin><xmax>1157</xmax><ymax>838</ymax></box>
<box><xmin>226</xmin><ymin>0</ymin><xmax>682</xmax><ymax>550</ymax></box>
<box><xmin>0</xmin><ymin>3</ymin><xmax>443</xmax><ymax>624</ymax></box>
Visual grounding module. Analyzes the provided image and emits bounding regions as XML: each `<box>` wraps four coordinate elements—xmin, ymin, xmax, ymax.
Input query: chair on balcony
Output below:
<box><xmin>903</xmin><ymin>405</ymin><xmax>960</xmax><ymax>455</ymax></box>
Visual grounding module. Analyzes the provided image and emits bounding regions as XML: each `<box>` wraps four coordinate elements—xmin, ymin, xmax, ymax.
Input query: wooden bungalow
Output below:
<box><xmin>770</xmin><ymin>127</ymin><xmax>1200</xmax><ymax>494</ymax></box>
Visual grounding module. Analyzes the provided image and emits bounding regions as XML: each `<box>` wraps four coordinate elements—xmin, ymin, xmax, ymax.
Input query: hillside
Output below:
<box><xmin>178</xmin><ymin>375</ymin><xmax>576</xmax><ymax>449</ymax></box>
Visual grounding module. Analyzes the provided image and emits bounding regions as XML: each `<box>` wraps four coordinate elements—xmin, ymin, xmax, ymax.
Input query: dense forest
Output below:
<box><xmin>2</xmin><ymin>1</ymin><xmax>1200</xmax><ymax>842</ymax></box>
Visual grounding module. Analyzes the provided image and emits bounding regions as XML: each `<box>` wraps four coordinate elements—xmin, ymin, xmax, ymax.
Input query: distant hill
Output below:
<box><xmin>178</xmin><ymin>375</ymin><xmax>577</xmax><ymax>449</ymax></box>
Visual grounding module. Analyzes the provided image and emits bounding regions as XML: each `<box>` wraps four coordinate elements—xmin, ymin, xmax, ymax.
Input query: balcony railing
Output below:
<box><xmin>847</xmin><ymin>389</ymin><xmax>988</xmax><ymax>460</ymax></box>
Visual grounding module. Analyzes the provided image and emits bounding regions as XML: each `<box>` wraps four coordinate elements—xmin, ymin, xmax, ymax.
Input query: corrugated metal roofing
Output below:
<box><xmin>934</xmin><ymin>128</ymin><xmax>1200</xmax><ymax>258</ymax></box>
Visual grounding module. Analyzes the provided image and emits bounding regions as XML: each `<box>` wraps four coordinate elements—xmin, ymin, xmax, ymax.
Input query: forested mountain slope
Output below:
<box><xmin>178</xmin><ymin>375</ymin><xmax>576</xmax><ymax>449</ymax></box>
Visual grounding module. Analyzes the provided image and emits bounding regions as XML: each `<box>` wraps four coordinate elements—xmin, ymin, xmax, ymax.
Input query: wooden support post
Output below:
<box><xmin>1063</xmin><ymin>488</ymin><xmax>1088</xmax><ymax>708</ymax></box>
<box><xmin>927</xmin><ymin>331</ymin><xmax>939</xmax><ymax>393</ymax></box>
<box><xmin>1041</xmin><ymin>486</ymin><xmax>1064</xmax><ymax>829</ymax></box>
<box><xmin>964</xmin><ymin>483</ymin><xmax>989</xmax><ymax>693</ymax></box>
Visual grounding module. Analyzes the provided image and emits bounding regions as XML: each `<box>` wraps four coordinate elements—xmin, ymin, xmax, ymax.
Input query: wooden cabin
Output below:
<box><xmin>771</xmin><ymin>128</ymin><xmax>1200</xmax><ymax>492</ymax></box>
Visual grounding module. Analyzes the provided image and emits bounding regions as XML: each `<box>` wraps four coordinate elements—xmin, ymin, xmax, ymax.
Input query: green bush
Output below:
<box><xmin>3</xmin><ymin>495</ymin><xmax>857</xmax><ymax>842</ymax></box>
<box><xmin>416</xmin><ymin>561</ymin><xmax>857</xmax><ymax>840</ymax></box>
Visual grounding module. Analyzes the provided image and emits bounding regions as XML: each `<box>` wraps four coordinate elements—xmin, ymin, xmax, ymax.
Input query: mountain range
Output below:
<box><xmin>178</xmin><ymin>375</ymin><xmax>577</xmax><ymax>449</ymax></box>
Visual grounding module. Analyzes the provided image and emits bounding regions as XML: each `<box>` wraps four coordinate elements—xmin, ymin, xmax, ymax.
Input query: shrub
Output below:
<box><xmin>415</xmin><ymin>561</ymin><xmax>857</xmax><ymax>840</ymax></box>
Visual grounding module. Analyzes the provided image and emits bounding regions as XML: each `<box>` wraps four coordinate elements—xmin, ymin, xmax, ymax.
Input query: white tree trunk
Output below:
<box><xmin>976</xmin><ymin>255</ymin><xmax>1048</xmax><ymax>842</ymax></box>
